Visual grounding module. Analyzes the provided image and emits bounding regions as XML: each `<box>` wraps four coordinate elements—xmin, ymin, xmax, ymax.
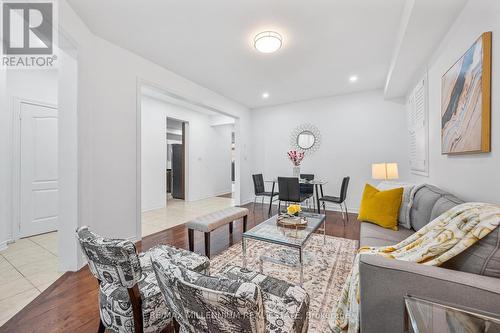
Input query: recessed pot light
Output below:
<box><xmin>349</xmin><ymin>75</ymin><xmax>358</xmax><ymax>82</ymax></box>
<box><xmin>254</xmin><ymin>31</ymin><xmax>282</xmax><ymax>53</ymax></box>
<box><xmin>262</xmin><ymin>92</ymin><xmax>270</xmax><ymax>99</ymax></box>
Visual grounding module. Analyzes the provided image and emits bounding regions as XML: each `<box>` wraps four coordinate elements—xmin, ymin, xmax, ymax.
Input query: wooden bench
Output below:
<box><xmin>186</xmin><ymin>207</ymin><xmax>249</xmax><ymax>258</ymax></box>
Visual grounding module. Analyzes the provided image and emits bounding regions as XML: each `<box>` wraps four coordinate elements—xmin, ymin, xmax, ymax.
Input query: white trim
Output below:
<box><xmin>141</xmin><ymin>203</ymin><xmax>166</xmax><ymax>213</ymax></box>
<box><xmin>0</xmin><ymin>239</ymin><xmax>10</xmax><ymax>251</ymax></box>
<box><xmin>11</xmin><ymin>97</ymin><xmax>58</xmax><ymax>240</ymax></box>
<box><xmin>135</xmin><ymin>80</ymin><xmax>142</xmax><ymax>242</ymax></box>
<box><xmin>240</xmin><ymin>197</ymin><xmax>254</xmax><ymax>206</ymax></box>
<box><xmin>212</xmin><ymin>189</ymin><xmax>233</xmax><ymax>197</ymax></box>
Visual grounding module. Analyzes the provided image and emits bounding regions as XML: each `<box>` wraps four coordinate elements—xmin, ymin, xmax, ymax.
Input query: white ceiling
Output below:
<box><xmin>385</xmin><ymin>0</ymin><xmax>468</xmax><ymax>99</ymax></box>
<box><xmin>68</xmin><ymin>0</ymin><xmax>467</xmax><ymax>108</ymax></box>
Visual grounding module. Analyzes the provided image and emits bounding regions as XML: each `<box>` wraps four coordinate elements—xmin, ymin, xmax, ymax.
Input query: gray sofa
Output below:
<box><xmin>358</xmin><ymin>184</ymin><xmax>500</xmax><ymax>333</ymax></box>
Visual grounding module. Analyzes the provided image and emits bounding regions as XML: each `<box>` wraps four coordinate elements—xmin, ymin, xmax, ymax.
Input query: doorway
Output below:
<box><xmin>14</xmin><ymin>100</ymin><xmax>58</xmax><ymax>238</ymax></box>
<box><xmin>138</xmin><ymin>83</ymin><xmax>240</xmax><ymax>238</ymax></box>
<box><xmin>167</xmin><ymin>118</ymin><xmax>186</xmax><ymax>202</ymax></box>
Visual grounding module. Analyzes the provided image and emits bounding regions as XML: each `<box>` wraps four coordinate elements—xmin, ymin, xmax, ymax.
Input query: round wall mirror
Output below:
<box><xmin>289</xmin><ymin>124</ymin><xmax>321</xmax><ymax>155</ymax></box>
<box><xmin>297</xmin><ymin>131</ymin><xmax>316</xmax><ymax>150</ymax></box>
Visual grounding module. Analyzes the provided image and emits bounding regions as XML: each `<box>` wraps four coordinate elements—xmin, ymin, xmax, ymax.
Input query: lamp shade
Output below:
<box><xmin>372</xmin><ymin>163</ymin><xmax>399</xmax><ymax>180</ymax></box>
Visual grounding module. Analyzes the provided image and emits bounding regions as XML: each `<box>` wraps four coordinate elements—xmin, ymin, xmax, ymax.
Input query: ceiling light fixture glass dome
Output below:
<box><xmin>254</xmin><ymin>31</ymin><xmax>282</xmax><ymax>53</ymax></box>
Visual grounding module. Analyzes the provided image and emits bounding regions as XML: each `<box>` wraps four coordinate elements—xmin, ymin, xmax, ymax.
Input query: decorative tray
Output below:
<box><xmin>276</xmin><ymin>214</ymin><xmax>308</xmax><ymax>229</ymax></box>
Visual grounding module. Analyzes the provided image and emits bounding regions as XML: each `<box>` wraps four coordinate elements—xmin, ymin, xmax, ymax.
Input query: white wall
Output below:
<box><xmin>408</xmin><ymin>0</ymin><xmax>500</xmax><ymax>204</ymax></box>
<box><xmin>141</xmin><ymin>98</ymin><xmax>168</xmax><ymax>211</ymax></box>
<box><xmin>54</xmin><ymin>0</ymin><xmax>254</xmax><ymax>254</ymax></box>
<box><xmin>251</xmin><ymin>90</ymin><xmax>408</xmax><ymax>212</ymax></box>
<box><xmin>0</xmin><ymin>69</ymin><xmax>8</xmax><ymax>250</ymax></box>
<box><xmin>57</xmin><ymin>46</ymin><xmax>80</xmax><ymax>271</ymax></box>
<box><xmin>211</xmin><ymin>124</ymin><xmax>233</xmax><ymax>196</ymax></box>
<box><xmin>141</xmin><ymin>96</ymin><xmax>233</xmax><ymax>211</ymax></box>
<box><xmin>0</xmin><ymin>70</ymin><xmax>58</xmax><ymax>249</ymax></box>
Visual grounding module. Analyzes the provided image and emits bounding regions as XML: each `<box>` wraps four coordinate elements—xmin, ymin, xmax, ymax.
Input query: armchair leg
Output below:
<box><xmin>229</xmin><ymin>221</ymin><xmax>233</xmax><ymax>234</ymax></box>
<box><xmin>173</xmin><ymin>318</ymin><xmax>180</xmax><ymax>333</ymax></box>
<box><xmin>127</xmin><ymin>285</ymin><xmax>143</xmax><ymax>333</ymax></box>
<box><xmin>204</xmin><ymin>232</ymin><xmax>211</xmax><ymax>258</ymax></box>
<box><xmin>243</xmin><ymin>215</ymin><xmax>248</xmax><ymax>232</ymax></box>
<box><xmin>188</xmin><ymin>229</ymin><xmax>194</xmax><ymax>252</ymax></box>
<box><xmin>98</xmin><ymin>319</ymin><xmax>105</xmax><ymax>333</ymax></box>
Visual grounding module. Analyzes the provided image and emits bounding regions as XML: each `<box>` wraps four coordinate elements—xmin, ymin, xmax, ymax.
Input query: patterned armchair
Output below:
<box><xmin>76</xmin><ymin>226</ymin><xmax>210</xmax><ymax>333</ymax></box>
<box><xmin>152</xmin><ymin>254</ymin><xmax>310</xmax><ymax>333</ymax></box>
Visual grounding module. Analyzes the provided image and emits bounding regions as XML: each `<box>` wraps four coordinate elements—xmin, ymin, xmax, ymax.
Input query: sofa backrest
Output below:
<box><xmin>409</xmin><ymin>184</ymin><xmax>500</xmax><ymax>279</ymax></box>
<box><xmin>409</xmin><ymin>185</ymin><xmax>464</xmax><ymax>231</ymax></box>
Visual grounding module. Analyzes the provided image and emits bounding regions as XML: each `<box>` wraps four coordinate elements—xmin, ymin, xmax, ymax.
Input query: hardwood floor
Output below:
<box><xmin>0</xmin><ymin>203</ymin><xmax>359</xmax><ymax>333</ymax></box>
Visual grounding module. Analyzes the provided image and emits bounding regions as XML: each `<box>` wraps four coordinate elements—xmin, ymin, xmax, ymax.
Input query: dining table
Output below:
<box><xmin>264</xmin><ymin>178</ymin><xmax>328</xmax><ymax>216</ymax></box>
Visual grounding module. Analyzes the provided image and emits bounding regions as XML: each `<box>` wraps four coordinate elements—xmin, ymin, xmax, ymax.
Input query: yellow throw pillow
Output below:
<box><xmin>358</xmin><ymin>183</ymin><xmax>403</xmax><ymax>231</ymax></box>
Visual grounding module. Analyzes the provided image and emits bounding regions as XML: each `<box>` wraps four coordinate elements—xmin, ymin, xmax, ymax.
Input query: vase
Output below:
<box><xmin>292</xmin><ymin>166</ymin><xmax>301</xmax><ymax>178</ymax></box>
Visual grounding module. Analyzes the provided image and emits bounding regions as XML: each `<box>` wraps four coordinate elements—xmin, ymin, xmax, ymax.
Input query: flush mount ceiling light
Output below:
<box><xmin>254</xmin><ymin>31</ymin><xmax>282</xmax><ymax>53</ymax></box>
<box><xmin>262</xmin><ymin>92</ymin><xmax>270</xmax><ymax>99</ymax></box>
<box><xmin>349</xmin><ymin>75</ymin><xmax>358</xmax><ymax>82</ymax></box>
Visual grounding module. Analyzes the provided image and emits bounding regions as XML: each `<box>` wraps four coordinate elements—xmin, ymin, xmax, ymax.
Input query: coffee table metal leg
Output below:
<box><xmin>323</xmin><ymin>219</ymin><xmax>326</xmax><ymax>244</ymax></box>
<box><xmin>299</xmin><ymin>248</ymin><xmax>304</xmax><ymax>286</ymax></box>
<box><xmin>242</xmin><ymin>238</ymin><xmax>247</xmax><ymax>268</ymax></box>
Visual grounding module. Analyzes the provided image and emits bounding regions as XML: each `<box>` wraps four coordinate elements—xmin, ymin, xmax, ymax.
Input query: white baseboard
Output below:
<box><xmin>0</xmin><ymin>240</ymin><xmax>9</xmax><ymax>251</ymax></box>
<box><xmin>141</xmin><ymin>203</ymin><xmax>166</xmax><ymax>213</ymax></box>
<box><xmin>213</xmin><ymin>189</ymin><xmax>233</xmax><ymax>197</ymax></box>
<box><xmin>239</xmin><ymin>197</ymin><xmax>254</xmax><ymax>206</ymax></box>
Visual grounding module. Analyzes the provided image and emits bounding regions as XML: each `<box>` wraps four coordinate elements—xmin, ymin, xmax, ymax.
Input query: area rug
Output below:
<box><xmin>210</xmin><ymin>234</ymin><xmax>358</xmax><ymax>332</ymax></box>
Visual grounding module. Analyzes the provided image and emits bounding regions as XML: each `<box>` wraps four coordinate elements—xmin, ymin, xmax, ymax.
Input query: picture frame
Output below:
<box><xmin>441</xmin><ymin>32</ymin><xmax>492</xmax><ymax>154</ymax></box>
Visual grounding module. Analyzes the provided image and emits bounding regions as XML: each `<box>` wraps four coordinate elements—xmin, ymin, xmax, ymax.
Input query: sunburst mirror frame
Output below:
<box><xmin>289</xmin><ymin>123</ymin><xmax>322</xmax><ymax>155</ymax></box>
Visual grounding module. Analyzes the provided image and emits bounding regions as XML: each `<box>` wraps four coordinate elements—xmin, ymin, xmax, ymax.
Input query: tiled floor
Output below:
<box><xmin>142</xmin><ymin>196</ymin><xmax>235</xmax><ymax>236</ymax></box>
<box><xmin>0</xmin><ymin>232</ymin><xmax>62</xmax><ymax>326</ymax></box>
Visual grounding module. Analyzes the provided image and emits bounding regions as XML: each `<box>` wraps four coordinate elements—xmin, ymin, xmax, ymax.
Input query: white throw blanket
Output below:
<box><xmin>329</xmin><ymin>202</ymin><xmax>500</xmax><ymax>333</ymax></box>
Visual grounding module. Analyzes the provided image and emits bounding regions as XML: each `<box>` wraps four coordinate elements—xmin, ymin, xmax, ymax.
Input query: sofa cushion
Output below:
<box><xmin>442</xmin><ymin>227</ymin><xmax>500</xmax><ymax>278</ymax></box>
<box><xmin>410</xmin><ymin>185</ymin><xmax>447</xmax><ymax>231</ymax></box>
<box><xmin>360</xmin><ymin>223</ymin><xmax>414</xmax><ymax>248</ymax></box>
<box><xmin>430</xmin><ymin>195</ymin><xmax>464</xmax><ymax>221</ymax></box>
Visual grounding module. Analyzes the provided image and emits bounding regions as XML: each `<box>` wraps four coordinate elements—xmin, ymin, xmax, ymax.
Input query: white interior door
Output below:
<box><xmin>19</xmin><ymin>101</ymin><xmax>58</xmax><ymax>237</ymax></box>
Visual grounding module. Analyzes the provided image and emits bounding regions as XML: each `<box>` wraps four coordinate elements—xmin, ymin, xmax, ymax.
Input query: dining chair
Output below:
<box><xmin>319</xmin><ymin>176</ymin><xmax>350</xmax><ymax>223</ymax></box>
<box><xmin>300</xmin><ymin>174</ymin><xmax>315</xmax><ymax>211</ymax></box>
<box><xmin>252</xmin><ymin>174</ymin><xmax>278</xmax><ymax>214</ymax></box>
<box><xmin>277</xmin><ymin>177</ymin><xmax>312</xmax><ymax>213</ymax></box>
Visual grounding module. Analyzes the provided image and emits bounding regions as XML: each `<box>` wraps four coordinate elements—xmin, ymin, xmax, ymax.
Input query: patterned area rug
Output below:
<box><xmin>210</xmin><ymin>234</ymin><xmax>358</xmax><ymax>332</ymax></box>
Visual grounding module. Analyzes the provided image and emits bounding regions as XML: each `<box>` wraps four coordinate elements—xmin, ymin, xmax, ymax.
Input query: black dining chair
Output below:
<box><xmin>277</xmin><ymin>177</ymin><xmax>311</xmax><ymax>214</ymax></box>
<box><xmin>319</xmin><ymin>177</ymin><xmax>350</xmax><ymax>223</ymax></box>
<box><xmin>300</xmin><ymin>174</ymin><xmax>315</xmax><ymax>210</ymax></box>
<box><xmin>252</xmin><ymin>174</ymin><xmax>278</xmax><ymax>213</ymax></box>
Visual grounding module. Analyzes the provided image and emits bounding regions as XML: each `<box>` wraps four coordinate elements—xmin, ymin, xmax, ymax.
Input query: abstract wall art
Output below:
<box><xmin>441</xmin><ymin>32</ymin><xmax>492</xmax><ymax>154</ymax></box>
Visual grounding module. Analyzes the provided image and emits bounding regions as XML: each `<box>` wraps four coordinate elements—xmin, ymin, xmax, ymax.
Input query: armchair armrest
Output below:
<box><xmin>359</xmin><ymin>254</ymin><xmax>500</xmax><ymax>333</ymax></box>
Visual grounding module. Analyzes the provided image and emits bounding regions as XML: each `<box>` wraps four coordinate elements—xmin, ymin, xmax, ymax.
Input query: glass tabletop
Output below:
<box><xmin>243</xmin><ymin>212</ymin><xmax>325</xmax><ymax>248</ymax></box>
<box><xmin>265</xmin><ymin>179</ymin><xmax>328</xmax><ymax>185</ymax></box>
<box><xmin>405</xmin><ymin>295</ymin><xmax>500</xmax><ymax>333</ymax></box>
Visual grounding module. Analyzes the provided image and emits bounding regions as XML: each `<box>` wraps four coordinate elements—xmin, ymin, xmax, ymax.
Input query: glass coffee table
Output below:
<box><xmin>242</xmin><ymin>212</ymin><xmax>326</xmax><ymax>286</ymax></box>
<box><xmin>405</xmin><ymin>295</ymin><xmax>500</xmax><ymax>333</ymax></box>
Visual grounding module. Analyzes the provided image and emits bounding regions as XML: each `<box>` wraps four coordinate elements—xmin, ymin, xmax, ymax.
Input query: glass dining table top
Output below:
<box><xmin>265</xmin><ymin>178</ymin><xmax>328</xmax><ymax>185</ymax></box>
<box><xmin>242</xmin><ymin>212</ymin><xmax>326</xmax><ymax>248</ymax></box>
